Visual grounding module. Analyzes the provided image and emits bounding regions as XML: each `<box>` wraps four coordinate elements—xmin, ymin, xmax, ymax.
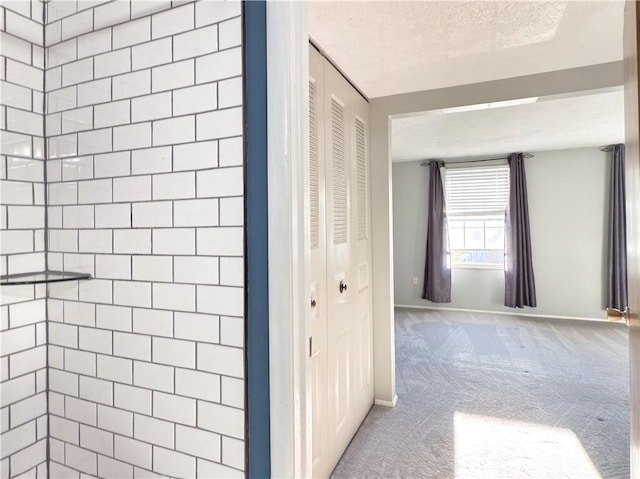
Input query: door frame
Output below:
<box><xmin>265</xmin><ymin>3</ymin><xmax>312</xmax><ymax>477</ymax></box>
<box><xmin>265</xmin><ymin>4</ymin><xmax>395</xmax><ymax>476</ymax></box>
<box><xmin>623</xmin><ymin>0</ymin><xmax>640</xmax><ymax>474</ymax></box>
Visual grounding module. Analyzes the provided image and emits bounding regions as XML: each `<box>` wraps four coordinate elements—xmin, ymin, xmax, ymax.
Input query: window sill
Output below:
<box><xmin>451</xmin><ymin>263</ymin><xmax>504</xmax><ymax>271</ymax></box>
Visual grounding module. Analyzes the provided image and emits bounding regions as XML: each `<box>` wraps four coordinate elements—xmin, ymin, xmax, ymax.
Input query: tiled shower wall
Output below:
<box><xmin>0</xmin><ymin>0</ymin><xmax>49</xmax><ymax>477</ymax></box>
<box><xmin>44</xmin><ymin>0</ymin><xmax>244</xmax><ymax>477</ymax></box>
<box><xmin>3</xmin><ymin>0</ymin><xmax>244</xmax><ymax>478</ymax></box>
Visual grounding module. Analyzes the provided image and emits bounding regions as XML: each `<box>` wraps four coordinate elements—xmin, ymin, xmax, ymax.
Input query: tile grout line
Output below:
<box><xmin>40</xmin><ymin>1</ymin><xmax>52</xmax><ymax>477</ymax></box>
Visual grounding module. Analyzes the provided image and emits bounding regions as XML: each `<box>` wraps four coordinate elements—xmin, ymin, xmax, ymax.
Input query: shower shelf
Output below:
<box><xmin>0</xmin><ymin>270</ymin><xmax>92</xmax><ymax>286</ymax></box>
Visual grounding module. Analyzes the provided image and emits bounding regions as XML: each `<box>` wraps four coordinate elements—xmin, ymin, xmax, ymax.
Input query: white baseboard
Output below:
<box><xmin>374</xmin><ymin>394</ymin><xmax>398</xmax><ymax>408</ymax></box>
<box><xmin>394</xmin><ymin>304</ymin><xmax>608</xmax><ymax>323</ymax></box>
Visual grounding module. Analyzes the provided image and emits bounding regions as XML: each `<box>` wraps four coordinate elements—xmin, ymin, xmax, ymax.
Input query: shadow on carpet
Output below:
<box><xmin>331</xmin><ymin>308</ymin><xmax>630</xmax><ymax>479</ymax></box>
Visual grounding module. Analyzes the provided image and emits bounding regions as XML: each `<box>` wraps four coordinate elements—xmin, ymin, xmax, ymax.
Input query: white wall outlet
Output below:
<box><xmin>412</xmin><ymin>276</ymin><xmax>419</xmax><ymax>285</ymax></box>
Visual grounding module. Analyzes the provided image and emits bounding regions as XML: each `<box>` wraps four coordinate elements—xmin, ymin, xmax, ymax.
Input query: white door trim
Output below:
<box><xmin>622</xmin><ymin>1</ymin><xmax>640</xmax><ymax>474</ymax></box>
<box><xmin>266</xmin><ymin>5</ymin><xmax>399</xmax><ymax>474</ymax></box>
<box><xmin>266</xmin><ymin>2</ymin><xmax>311</xmax><ymax>478</ymax></box>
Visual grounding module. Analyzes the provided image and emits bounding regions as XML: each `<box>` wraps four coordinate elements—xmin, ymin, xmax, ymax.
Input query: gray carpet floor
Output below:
<box><xmin>332</xmin><ymin>308</ymin><xmax>630</xmax><ymax>479</ymax></box>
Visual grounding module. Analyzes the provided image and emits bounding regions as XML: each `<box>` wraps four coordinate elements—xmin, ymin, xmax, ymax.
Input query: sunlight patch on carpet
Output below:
<box><xmin>454</xmin><ymin>411</ymin><xmax>602</xmax><ymax>479</ymax></box>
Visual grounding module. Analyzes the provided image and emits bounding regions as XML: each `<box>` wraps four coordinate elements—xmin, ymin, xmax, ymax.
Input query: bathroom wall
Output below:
<box><xmin>44</xmin><ymin>1</ymin><xmax>244</xmax><ymax>477</ymax></box>
<box><xmin>0</xmin><ymin>1</ymin><xmax>49</xmax><ymax>477</ymax></box>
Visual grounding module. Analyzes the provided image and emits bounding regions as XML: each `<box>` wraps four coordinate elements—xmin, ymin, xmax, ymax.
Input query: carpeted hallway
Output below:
<box><xmin>332</xmin><ymin>308</ymin><xmax>630</xmax><ymax>479</ymax></box>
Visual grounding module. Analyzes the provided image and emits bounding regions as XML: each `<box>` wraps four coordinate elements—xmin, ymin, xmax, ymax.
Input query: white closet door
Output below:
<box><xmin>308</xmin><ymin>46</ymin><xmax>331</xmax><ymax>479</ymax></box>
<box><xmin>324</xmin><ymin>58</ymin><xmax>355</xmax><ymax>463</ymax></box>
<box><xmin>350</xmin><ymin>91</ymin><xmax>374</xmax><ymax>419</ymax></box>
<box><xmin>309</xmin><ymin>47</ymin><xmax>374</xmax><ymax>478</ymax></box>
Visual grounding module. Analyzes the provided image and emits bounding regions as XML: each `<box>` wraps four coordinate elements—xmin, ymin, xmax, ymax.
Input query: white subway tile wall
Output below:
<box><xmin>2</xmin><ymin>0</ymin><xmax>244</xmax><ymax>478</ymax></box>
<box><xmin>45</xmin><ymin>0</ymin><xmax>244</xmax><ymax>476</ymax></box>
<box><xmin>0</xmin><ymin>0</ymin><xmax>48</xmax><ymax>477</ymax></box>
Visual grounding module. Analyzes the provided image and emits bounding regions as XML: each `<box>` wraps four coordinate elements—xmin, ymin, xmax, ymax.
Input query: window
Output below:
<box><xmin>445</xmin><ymin>165</ymin><xmax>509</xmax><ymax>267</ymax></box>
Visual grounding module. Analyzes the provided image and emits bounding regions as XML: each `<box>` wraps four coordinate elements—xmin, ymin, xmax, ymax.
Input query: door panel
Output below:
<box><xmin>325</xmin><ymin>61</ymin><xmax>354</xmax><ymax>461</ymax></box>
<box><xmin>309</xmin><ymin>45</ymin><xmax>374</xmax><ymax>478</ymax></box>
<box><xmin>356</xmin><ymin>311</ymin><xmax>371</xmax><ymax>392</ymax></box>
<box><xmin>309</xmin><ymin>46</ymin><xmax>330</xmax><ymax>477</ymax></box>
<box><xmin>351</xmin><ymin>95</ymin><xmax>374</xmax><ymax>419</ymax></box>
<box><xmin>623</xmin><ymin>1</ymin><xmax>640</xmax><ymax>475</ymax></box>
<box><xmin>334</xmin><ymin>329</ymin><xmax>350</xmax><ymax>431</ymax></box>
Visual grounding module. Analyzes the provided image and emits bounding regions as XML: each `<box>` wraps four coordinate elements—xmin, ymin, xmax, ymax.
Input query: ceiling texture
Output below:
<box><xmin>309</xmin><ymin>1</ymin><xmax>624</xmax><ymax>99</ymax></box>
<box><xmin>391</xmin><ymin>90</ymin><xmax>625</xmax><ymax>162</ymax></box>
<box><xmin>309</xmin><ymin>1</ymin><xmax>625</xmax><ymax>161</ymax></box>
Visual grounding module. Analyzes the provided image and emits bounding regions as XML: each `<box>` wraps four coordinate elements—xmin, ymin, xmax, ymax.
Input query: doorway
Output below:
<box><xmin>334</xmin><ymin>87</ymin><xmax>631</xmax><ymax>476</ymax></box>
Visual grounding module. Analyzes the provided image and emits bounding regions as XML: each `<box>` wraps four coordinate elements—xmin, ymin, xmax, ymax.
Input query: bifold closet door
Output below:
<box><xmin>324</xmin><ymin>54</ymin><xmax>355</xmax><ymax>463</ymax></box>
<box><xmin>350</xmin><ymin>89</ymin><xmax>374</xmax><ymax>423</ymax></box>
<box><xmin>309</xmin><ymin>46</ymin><xmax>331</xmax><ymax>478</ymax></box>
<box><xmin>308</xmin><ymin>45</ymin><xmax>374</xmax><ymax>478</ymax></box>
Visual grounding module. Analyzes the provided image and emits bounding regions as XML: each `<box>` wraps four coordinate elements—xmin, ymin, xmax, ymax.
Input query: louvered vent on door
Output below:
<box><xmin>309</xmin><ymin>80</ymin><xmax>319</xmax><ymax>249</ymax></box>
<box><xmin>331</xmin><ymin>97</ymin><xmax>347</xmax><ymax>244</ymax></box>
<box><xmin>355</xmin><ymin>118</ymin><xmax>367</xmax><ymax>240</ymax></box>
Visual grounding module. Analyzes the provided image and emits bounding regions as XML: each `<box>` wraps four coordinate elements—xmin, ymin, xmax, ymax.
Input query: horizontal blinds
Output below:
<box><xmin>445</xmin><ymin>166</ymin><xmax>509</xmax><ymax>215</ymax></box>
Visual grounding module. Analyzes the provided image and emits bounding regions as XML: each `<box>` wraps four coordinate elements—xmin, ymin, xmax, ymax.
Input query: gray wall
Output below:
<box><xmin>393</xmin><ymin>147</ymin><xmax>609</xmax><ymax>320</ymax></box>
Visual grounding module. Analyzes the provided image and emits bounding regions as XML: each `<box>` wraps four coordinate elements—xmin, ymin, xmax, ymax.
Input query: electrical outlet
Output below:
<box><xmin>412</xmin><ymin>276</ymin><xmax>419</xmax><ymax>285</ymax></box>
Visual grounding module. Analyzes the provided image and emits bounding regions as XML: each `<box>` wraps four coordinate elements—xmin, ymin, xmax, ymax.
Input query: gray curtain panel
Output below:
<box><xmin>422</xmin><ymin>160</ymin><xmax>451</xmax><ymax>303</ymax></box>
<box><xmin>606</xmin><ymin>144</ymin><xmax>628</xmax><ymax>312</ymax></box>
<box><xmin>504</xmin><ymin>153</ymin><xmax>537</xmax><ymax>308</ymax></box>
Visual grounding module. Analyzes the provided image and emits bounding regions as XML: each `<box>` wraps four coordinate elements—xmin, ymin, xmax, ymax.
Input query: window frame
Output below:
<box><xmin>444</xmin><ymin>163</ymin><xmax>509</xmax><ymax>270</ymax></box>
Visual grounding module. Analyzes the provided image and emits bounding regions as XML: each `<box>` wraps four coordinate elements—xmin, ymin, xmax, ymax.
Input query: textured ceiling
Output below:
<box><xmin>391</xmin><ymin>90</ymin><xmax>624</xmax><ymax>161</ymax></box>
<box><xmin>309</xmin><ymin>1</ymin><xmax>624</xmax><ymax>98</ymax></box>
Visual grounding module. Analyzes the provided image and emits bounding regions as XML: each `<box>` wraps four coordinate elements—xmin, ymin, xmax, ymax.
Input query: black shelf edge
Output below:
<box><xmin>0</xmin><ymin>270</ymin><xmax>92</xmax><ymax>286</ymax></box>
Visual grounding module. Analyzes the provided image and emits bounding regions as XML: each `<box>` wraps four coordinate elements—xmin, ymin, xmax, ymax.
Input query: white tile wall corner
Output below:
<box><xmin>43</xmin><ymin>0</ymin><xmax>245</xmax><ymax>477</ymax></box>
<box><xmin>0</xmin><ymin>0</ymin><xmax>48</xmax><ymax>477</ymax></box>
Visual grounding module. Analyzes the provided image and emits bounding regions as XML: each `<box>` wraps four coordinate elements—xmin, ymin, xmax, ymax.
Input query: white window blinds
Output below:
<box><xmin>445</xmin><ymin>165</ymin><xmax>509</xmax><ymax>216</ymax></box>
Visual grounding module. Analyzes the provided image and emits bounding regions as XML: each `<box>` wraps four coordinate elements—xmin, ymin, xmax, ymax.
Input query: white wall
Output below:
<box><xmin>393</xmin><ymin>147</ymin><xmax>609</xmax><ymax>320</ymax></box>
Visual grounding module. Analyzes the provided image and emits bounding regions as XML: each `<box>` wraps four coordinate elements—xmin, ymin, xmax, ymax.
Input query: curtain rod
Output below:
<box><xmin>419</xmin><ymin>153</ymin><xmax>533</xmax><ymax>167</ymax></box>
<box><xmin>600</xmin><ymin>145</ymin><xmax>614</xmax><ymax>152</ymax></box>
